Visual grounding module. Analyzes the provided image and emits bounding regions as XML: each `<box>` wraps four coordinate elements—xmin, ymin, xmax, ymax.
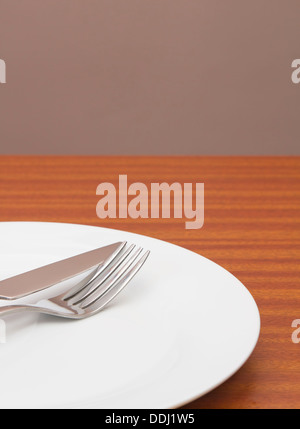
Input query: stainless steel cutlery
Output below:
<box><xmin>0</xmin><ymin>242</ymin><xmax>149</xmax><ymax>319</ymax></box>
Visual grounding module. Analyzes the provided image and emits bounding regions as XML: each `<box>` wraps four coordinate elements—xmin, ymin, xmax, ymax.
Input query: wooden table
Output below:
<box><xmin>0</xmin><ymin>156</ymin><xmax>299</xmax><ymax>409</ymax></box>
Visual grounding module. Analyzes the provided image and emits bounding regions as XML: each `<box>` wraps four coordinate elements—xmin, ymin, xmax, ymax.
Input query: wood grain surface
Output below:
<box><xmin>0</xmin><ymin>156</ymin><xmax>299</xmax><ymax>409</ymax></box>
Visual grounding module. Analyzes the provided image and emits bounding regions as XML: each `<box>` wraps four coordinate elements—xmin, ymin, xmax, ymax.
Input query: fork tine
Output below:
<box><xmin>66</xmin><ymin>244</ymin><xmax>136</xmax><ymax>304</ymax></box>
<box><xmin>72</xmin><ymin>246</ymin><xmax>142</xmax><ymax>307</ymax></box>
<box><xmin>62</xmin><ymin>241</ymin><xmax>127</xmax><ymax>301</ymax></box>
<box><xmin>75</xmin><ymin>247</ymin><xmax>145</xmax><ymax>309</ymax></box>
<box><xmin>80</xmin><ymin>250</ymin><xmax>150</xmax><ymax>314</ymax></box>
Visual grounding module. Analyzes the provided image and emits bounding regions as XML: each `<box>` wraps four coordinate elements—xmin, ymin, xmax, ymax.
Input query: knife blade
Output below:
<box><xmin>0</xmin><ymin>241</ymin><xmax>126</xmax><ymax>300</ymax></box>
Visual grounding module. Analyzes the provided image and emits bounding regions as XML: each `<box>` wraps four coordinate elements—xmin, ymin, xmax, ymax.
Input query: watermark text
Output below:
<box><xmin>0</xmin><ymin>319</ymin><xmax>6</xmax><ymax>344</ymax></box>
<box><xmin>291</xmin><ymin>59</ymin><xmax>300</xmax><ymax>84</ymax></box>
<box><xmin>0</xmin><ymin>59</ymin><xmax>6</xmax><ymax>84</ymax></box>
<box><xmin>96</xmin><ymin>175</ymin><xmax>204</xmax><ymax>230</ymax></box>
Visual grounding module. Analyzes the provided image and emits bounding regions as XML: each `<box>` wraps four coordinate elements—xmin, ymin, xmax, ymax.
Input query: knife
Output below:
<box><xmin>0</xmin><ymin>242</ymin><xmax>126</xmax><ymax>300</ymax></box>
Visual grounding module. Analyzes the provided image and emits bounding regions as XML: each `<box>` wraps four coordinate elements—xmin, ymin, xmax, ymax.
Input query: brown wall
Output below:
<box><xmin>0</xmin><ymin>0</ymin><xmax>299</xmax><ymax>155</ymax></box>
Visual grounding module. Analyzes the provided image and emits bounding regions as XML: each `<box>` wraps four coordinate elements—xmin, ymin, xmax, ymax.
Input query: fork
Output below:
<box><xmin>0</xmin><ymin>244</ymin><xmax>150</xmax><ymax>319</ymax></box>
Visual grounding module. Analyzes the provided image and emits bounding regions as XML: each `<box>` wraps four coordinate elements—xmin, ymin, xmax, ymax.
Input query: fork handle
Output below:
<box><xmin>0</xmin><ymin>305</ymin><xmax>36</xmax><ymax>316</ymax></box>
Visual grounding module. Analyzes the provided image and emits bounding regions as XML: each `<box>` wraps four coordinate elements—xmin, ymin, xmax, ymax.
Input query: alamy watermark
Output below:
<box><xmin>0</xmin><ymin>59</ymin><xmax>6</xmax><ymax>84</ymax></box>
<box><xmin>0</xmin><ymin>319</ymin><xmax>6</xmax><ymax>344</ymax></box>
<box><xmin>291</xmin><ymin>319</ymin><xmax>300</xmax><ymax>344</ymax></box>
<box><xmin>96</xmin><ymin>175</ymin><xmax>204</xmax><ymax>230</ymax></box>
<box><xmin>291</xmin><ymin>59</ymin><xmax>300</xmax><ymax>84</ymax></box>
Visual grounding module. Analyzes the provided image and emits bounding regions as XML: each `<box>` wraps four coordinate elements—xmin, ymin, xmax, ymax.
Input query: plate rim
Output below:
<box><xmin>0</xmin><ymin>221</ymin><xmax>261</xmax><ymax>409</ymax></box>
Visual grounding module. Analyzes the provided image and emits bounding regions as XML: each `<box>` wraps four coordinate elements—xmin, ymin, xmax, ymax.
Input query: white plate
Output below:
<box><xmin>0</xmin><ymin>222</ymin><xmax>260</xmax><ymax>409</ymax></box>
